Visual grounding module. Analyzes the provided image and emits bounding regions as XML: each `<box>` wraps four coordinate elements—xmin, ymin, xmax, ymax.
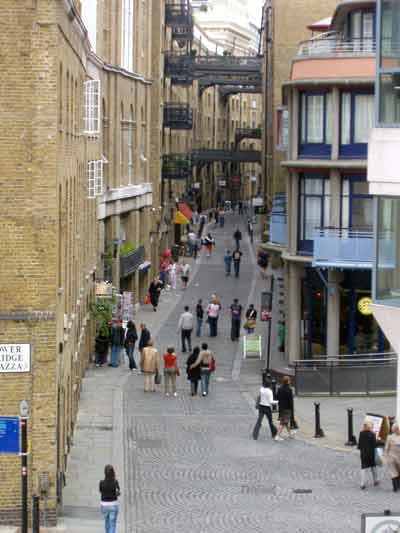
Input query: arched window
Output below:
<box><xmin>120</xmin><ymin>102</ymin><xmax>124</xmax><ymax>183</ymax></box>
<box><xmin>128</xmin><ymin>105</ymin><xmax>134</xmax><ymax>183</ymax></box>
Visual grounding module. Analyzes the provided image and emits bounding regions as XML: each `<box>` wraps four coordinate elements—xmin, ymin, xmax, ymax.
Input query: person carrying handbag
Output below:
<box><xmin>244</xmin><ymin>304</ymin><xmax>257</xmax><ymax>334</ymax></box>
<box><xmin>163</xmin><ymin>346</ymin><xmax>179</xmax><ymax>397</ymax></box>
<box><xmin>140</xmin><ymin>340</ymin><xmax>159</xmax><ymax>392</ymax></box>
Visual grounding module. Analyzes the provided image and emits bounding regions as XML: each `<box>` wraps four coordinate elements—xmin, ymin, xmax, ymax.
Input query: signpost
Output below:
<box><xmin>19</xmin><ymin>400</ymin><xmax>29</xmax><ymax>533</ymax></box>
<box><xmin>0</xmin><ymin>344</ymin><xmax>31</xmax><ymax>373</ymax></box>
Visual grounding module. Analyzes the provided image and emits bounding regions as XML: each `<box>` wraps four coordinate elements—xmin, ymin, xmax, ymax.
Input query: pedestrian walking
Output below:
<box><xmin>138</xmin><ymin>323</ymin><xmax>151</xmax><ymax>354</ymax></box>
<box><xmin>198</xmin><ymin>213</ymin><xmax>207</xmax><ymax>238</ymax></box>
<box><xmin>124</xmin><ymin>320</ymin><xmax>138</xmax><ymax>371</ymax></box>
<box><xmin>193</xmin><ymin>236</ymin><xmax>200</xmax><ymax>259</ymax></box>
<box><xmin>190</xmin><ymin>342</ymin><xmax>214</xmax><ymax>396</ymax></box>
<box><xmin>276</xmin><ymin>376</ymin><xmax>295</xmax><ymax>439</ymax></box>
<box><xmin>238</xmin><ymin>201</ymin><xmax>243</xmax><ymax>214</ymax></box>
<box><xmin>140</xmin><ymin>340</ymin><xmax>159</xmax><ymax>392</ymax></box>
<box><xmin>384</xmin><ymin>423</ymin><xmax>400</xmax><ymax>491</ymax></box>
<box><xmin>99</xmin><ymin>465</ymin><xmax>120</xmax><ymax>533</ymax></box>
<box><xmin>186</xmin><ymin>347</ymin><xmax>201</xmax><ymax>396</ymax></box>
<box><xmin>358</xmin><ymin>420</ymin><xmax>379</xmax><ymax>490</ymax></box>
<box><xmin>232</xmin><ymin>248</ymin><xmax>242</xmax><ymax>278</ymax></box>
<box><xmin>163</xmin><ymin>346</ymin><xmax>178</xmax><ymax>397</ymax></box>
<box><xmin>247</xmin><ymin>218</ymin><xmax>254</xmax><ymax>243</ymax></box>
<box><xmin>109</xmin><ymin>320</ymin><xmax>125</xmax><ymax>367</ymax></box>
<box><xmin>278</xmin><ymin>320</ymin><xmax>286</xmax><ymax>352</ymax></box>
<box><xmin>244</xmin><ymin>304</ymin><xmax>257</xmax><ymax>334</ymax></box>
<box><xmin>233</xmin><ymin>228</ymin><xmax>242</xmax><ymax>250</ymax></box>
<box><xmin>230</xmin><ymin>298</ymin><xmax>242</xmax><ymax>341</ymax></box>
<box><xmin>180</xmin><ymin>261</ymin><xmax>191</xmax><ymax>289</ymax></box>
<box><xmin>148</xmin><ymin>276</ymin><xmax>163</xmax><ymax>311</ymax></box>
<box><xmin>219</xmin><ymin>209</ymin><xmax>225</xmax><ymax>227</ymax></box>
<box><xmin>196</xmin><ymin>299</ymin><xmax>204</xmax><ymax>337</ymax></box>
<box><xmin>187</xmin><ymin>229</ymin><xmax>197</xmax><ymax>257</ymax></box>
<box><xmin>224</xmin><ymin>249</ymin><xmax>233</xmax><ymax>276</ymax></box>
<box><xmin>95</xmin><ymin>332</ymin><xmax>109</xmax><ymax>367</ymax></box>
<box><xmin>168</xmin><ymin>261</ymin><xmax>177</xmax><ymax>290</ymax></box>
<box><xmin>203</xmin><ymin>233</ymin><xmax>215</xmax><ymax>257</ymax></box>
<box><xmin>252</xmin><ymin>377</ymin><xmax>280</xmax><ymax>441</ymax></box>
<box><xmin>178</xmin><ymin>305</ymin><xmax>194</xmax><ymax>352</ymax></box>
<box><xmin>207</xmin><ymin>296</ymin><xmax>221</xmax><ymax>337</ymax></box>
<box><xmin>193</xmin><ymin>210</ymin><xmax>200</xmax><ymax>225</ymax></box>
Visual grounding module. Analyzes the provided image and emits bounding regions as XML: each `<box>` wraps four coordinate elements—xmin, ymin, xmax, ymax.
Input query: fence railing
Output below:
<box><xmin>313</xmin><ymin>227</ymin><xmax>373</xmax><ymax>266</ymax></box>
<box><xmin>294</xmin><ymin>354</ymin><xmax>397</xmax><ymax>396</ymax></box>
<box><xmin>297</xmin><ymin>32</ymin><xmax>376</xmax><ymax>58</ymax></box>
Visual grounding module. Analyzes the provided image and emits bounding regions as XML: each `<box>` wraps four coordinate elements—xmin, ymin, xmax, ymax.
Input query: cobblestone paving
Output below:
<box><xmin>124</xmin><ymin>214</ymin><xmax>399</xmax><ymax>533</ymax></box>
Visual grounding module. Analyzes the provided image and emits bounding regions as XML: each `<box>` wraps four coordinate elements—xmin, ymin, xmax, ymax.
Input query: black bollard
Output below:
<box><xmin>345</xmin><ymin>408</ymin><xmax>357</xmax><ymax>446</ymax></box>
<box><xmin>32</xmin><ymin>495</ymin><xmax>40</xmax><ymax>533</ymax></box>
<box><xmin>314</xmin><ymin>402</ymin><xmax>324</xmax><ymax>438</ymax></box>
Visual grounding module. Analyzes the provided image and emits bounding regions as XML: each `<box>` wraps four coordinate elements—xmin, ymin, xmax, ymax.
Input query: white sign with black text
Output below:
<box><xmin>0</xmin><ymin>344</ymin><xmax>31</xmax><ymax>373</ymax></box>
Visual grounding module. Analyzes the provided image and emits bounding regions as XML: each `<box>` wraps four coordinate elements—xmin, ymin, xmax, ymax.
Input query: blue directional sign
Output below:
<box><xmin>0</xmin><ymin>417</ymin><xmax>20</xmax><ymax>453</ymax></box>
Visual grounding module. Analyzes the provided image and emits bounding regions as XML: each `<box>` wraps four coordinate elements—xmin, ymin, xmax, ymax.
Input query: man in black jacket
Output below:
<box><xmin>109</xmin><ymin>320</ymin><xmax>125</xmax><ymax>367</ymax></box>
<box><xmin>233</xmin><ymin>228</ymin><xmax>242</xmax><ymax>250</ymax></box>
<box><xmin>276</xmin><ymin>376</ymin><xmax>295</xmax><ymax>438</ymax></box>
<box><xmin>138</xmin><ymin>323</ymin><xmax>151</xmax><ymax>354</ymax></box>
<box><xmin>125</xmin><ymin>321</ymin><xmax>138</xmax><ymax>371</ymax></box>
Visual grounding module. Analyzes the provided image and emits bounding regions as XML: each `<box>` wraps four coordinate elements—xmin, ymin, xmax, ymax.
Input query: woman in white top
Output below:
<box><xmin>252</xmin><ymin>378</ymin><xmax>281</xmax><ymax>441</ymax></box>
<box><xmin>207</xmin><ymin>295</ymin><xmax>221</xmax><ymax>337</ymax></box>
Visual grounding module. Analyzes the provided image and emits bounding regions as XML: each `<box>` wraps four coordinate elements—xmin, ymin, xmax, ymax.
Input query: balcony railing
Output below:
<box><xmin>269</xmin><ymin>193</ymin><xmax>287</xmax><ymax>246</ymax></box>
<box><xmin>313</xmin><ymin>228</ymin><xmax>374</xmax><ymax>268</ymax></box>
<box><xmin>193</xmin><ymin>55</ymin><xmax>262</xmax><ymax>74</ymax></box>
<box><xmin>191</xmin><ymin>149</ymin><xmax>261</xmax><ymax>164</ymax></box>
<box><xmin>120</xmin><ymin>245</ymin><xmax>145</xmax><ymax>278</ymax></box>
<box><xmin>162</xmin><ymin>154</ymin><xmax>192</xmax><ymax>180</ymax></box>
<box><xmin>164</xmin><ymin>53</ymin><xmax>193</xmax><ymax>85</ymax></box>
<box><xmin>235</xmin><ymin>128</ymin><xmax>262</xmax><ymax>146</ymax></box>
<box><xmin>297</xmin><ymin>32</ymin><xmax>376</xmax><ymax>58</ymax></box>
<box><xmin>164</xmin><ymin>103</ymin><xmax>193</xmax><ymax>129</ymax></box>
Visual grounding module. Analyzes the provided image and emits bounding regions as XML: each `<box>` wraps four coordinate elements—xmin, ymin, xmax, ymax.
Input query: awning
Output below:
<box><xmin>178</xmin><ymin>202</ymin><xmax>193</xmax><ymax>221</ymax></box>
<box><xmin>174</xmin><ymin>211</ymin><xmax>190</xmax><ymax>225</ymax></box>
<box><xmin>138</xmin><ymin>261</ymin><xmax>152</xmax><ymax>272</ymax></box>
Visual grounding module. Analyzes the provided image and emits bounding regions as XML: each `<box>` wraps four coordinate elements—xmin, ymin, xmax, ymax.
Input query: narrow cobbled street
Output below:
<box><xmin>123</xmin><ymin>213</ymin><xmax>397</xmax><ymax>533</ymax></box>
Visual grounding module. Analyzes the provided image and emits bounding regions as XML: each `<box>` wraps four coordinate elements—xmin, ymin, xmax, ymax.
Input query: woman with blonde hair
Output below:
<box><xmin>384</xmin><ymin>423</ymin><xmax>400</xmax><ymax>491</ymax></box>
<box><xmin>357</xmin><ymin>420</ymin><xmax>379</xmax><ymax>490</ymax></box>
<box><xmin>140</xmin><ymin>340</ymin><xmax>159</xmax><ymax>392</ymax></box>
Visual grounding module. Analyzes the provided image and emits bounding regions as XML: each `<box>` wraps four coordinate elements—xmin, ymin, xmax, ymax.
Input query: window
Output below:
<box><xmin>375</xmin><ymin>196</ymin><xmax>400</xmax><ymax>304</ymax></box>
<box><xmin>347</xmin><ymin>9</ymin><xmax>375</xmax><ymax>51</ymax></box>
<box><xmin>340</xmin><ymin>91</ymin><xmax>374</xmax><ymax>157</ymax></box>
<box><xmin>83</xmin><ymin>80</ymin><xmax>100</xmax><ymax>134</ymax></box>
<box><xmin>341</xmin><ymin>176</ymin><xmax>373</xmax><ymax>230</ymax></box>
<box><xmin>121</xmin><ymin>0</ymin><xmax>134</xmax><ymax>71</ymax></box>
<box><xmin>276</xmin><ymin>108</ymin><xmax>288</xmax><ymax>151</ymax></box>
<box><xmin>298</xmin><ymin>175</ymin><xmax>330</xmax><ymax>253</ymax></box>
<box><xmin>251</xmin><ymin>99</ymin><xmax>257</xmax><ymax>109</ymax></box>
<box><xmin>299</xmin><ymin>92</ymin><xmax>332</xmax><ymax>157</ymax></box>
<box><xmin>88</xmin><ymin>160</ymin><xmax>103</xmax><ymax>198</ymax></box>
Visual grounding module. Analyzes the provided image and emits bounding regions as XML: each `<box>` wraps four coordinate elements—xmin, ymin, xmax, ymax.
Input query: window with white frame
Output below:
<box><xmin>276</xmin><ymin>108</ymin><xmax>289</xmax><ymax>151</ymax></box>
<box><xmin>127</xmin><ymin>107</ymin><xmax>134</xmax><ymax>182</ymax></box>
<box><xmin>299</xmin><ymin>92</ymin><xmax>332</xmax><ymax>157</ymax></box>
<box><xmin>84</xmin><ymin>80</ymin><xmax>100</xmax><ymax>134</ymax></box>
<box><xmin>88</xmin><ymin>160</ymin><xmax>103</xmax><ymax>198</ymax></box>
<box><xmin>121</xmin><ymin>0</ymin><xmax>134</xmax><ymax>71</ymax></box>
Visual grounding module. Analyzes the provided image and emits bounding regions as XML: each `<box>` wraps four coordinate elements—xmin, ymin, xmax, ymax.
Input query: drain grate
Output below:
<box><xmin>241</xmin><ymin>485</ymin><xmax>276</xmax><ymax>495</ymax></box>
<box><xmin>293</xmin><ymin>489</ymin><xmax>313</xmax><ymax>494</ymax></box>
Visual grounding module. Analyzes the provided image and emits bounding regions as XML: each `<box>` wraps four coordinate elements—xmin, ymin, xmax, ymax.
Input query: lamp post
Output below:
<box><xmin>20</xmin><ymin>400</ymin><xmax>29</xmax><ymax>533</ymax></box>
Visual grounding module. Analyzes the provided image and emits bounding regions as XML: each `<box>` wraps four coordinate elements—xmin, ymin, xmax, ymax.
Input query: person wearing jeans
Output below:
<box><xmin>178</xmin><ymin>306</ymin><xmax>194</xmax><ymax>352</ymax></box>
<box><xmin>196</xmin><ymin>299</ymin><xmax>204</xmax><ymax>337</ymax></box>
<box><xmin>109</xmin><ymin>320</ymin><xmax>125</xmax><ymax>367</ymax></box>
<box><xmin>252</xmin><ymin>379</ymin><xmax>280</xmax><ymax>441</ymax></box>
<box><xmin>207</xmin><ymin>298</ymin><xmax>221</xmax><ymax>337</ymax></box>
<box><xmin>124</xmin><ymin>321</ymin><xmax>138</xmax><ymax>371</ymax></box>
<box><xmin>190</xmin><ymin>343</ymin><xmax>213</xmax><ymax>397</ymax></box>
<box><xmin>99</xmin><ymin>465</ymin><xmax>120</xmax><ymax>533</ymax></box>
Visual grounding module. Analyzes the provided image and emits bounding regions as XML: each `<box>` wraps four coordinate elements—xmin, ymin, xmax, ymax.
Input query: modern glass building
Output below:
<box><xmin>368</xmin><ymin>0</ymin><xmax>400</xmax><ymax>415</ymax></box>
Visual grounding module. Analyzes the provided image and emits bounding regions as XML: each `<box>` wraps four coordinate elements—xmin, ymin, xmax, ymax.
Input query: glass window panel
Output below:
<box><xmin>325</xmin><ymin>93</ymin><xmax>332</xmax><ymax>144</ymax></box>
<box><xmin>354</xmin><ymin>94</ymin><xmax>374</xmax><ymax>143</ymax></box>
<box><xmin>305</xmin><ymin>197</ymin><xmax>322</xmax><ymax>238</ymax></box>
<box><xmin>341</xmin><ymin>93</ymin><xmax>351</xmax><ymax>145</ymax></box>
<box><xmin>379</xmin><ymin>73</ymin><xmax>400</xmax><ymax>124</ymax></box>
<box><xmin>376</xmin><ymin>197</ymin><xmax>400</xmax><ymax>304</ymax></box>
<box><xmin>307</xmin><ymin>95</ymin><xmax>324</xmax><ymax>143</ymax></box>
<box><xmin>351</xmin><ymin>11</ymin><xmax>362</xmax><ymax>39</ymax></box>
<box><xmin>323</xmin><ymin>194</ymin><xmax>330</xmax><ymax>227</ymax></box>
<box><xmin>301</xmin><ymin>94</ymin><xmax>306</xmax><ymax>143</ymax></box>
<box><xmin>341</xmin><ymin>179</ymin><xmax>350</xmax><ymax>228</ymax></box>
<box><xmin>362</xmin><ymin>12</ymin><xmax>374</xmax><ymax>40</ymax></box>
<box><xmin>304</xmin><ymin>178</ymin><xmax>323</xmax><ymax>194</ymax></box>
<box><xmin>381</xmin><ymin>0</ymin><xmax>400</xmax><ymax>69</ymax></box>
<box><xmin>351</xmin><ymin>197</ymin><xmax>373</xmax><ymax>229</ymax></box>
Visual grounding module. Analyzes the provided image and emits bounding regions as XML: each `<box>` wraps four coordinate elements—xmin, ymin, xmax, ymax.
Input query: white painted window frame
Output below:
<box><xmin>121</xmin><ymin>0</ymin><xmax>134</xmax><ymax>71</ymax></box>
<box><xmin>84</xmin><ymin>80</ymin><xmax>100</xmax><ymax>135</ymax></box>
<box><xmin>88</xmin><ymin>160</ymin><xmax>104</xmax><ymax>199</ymax></box>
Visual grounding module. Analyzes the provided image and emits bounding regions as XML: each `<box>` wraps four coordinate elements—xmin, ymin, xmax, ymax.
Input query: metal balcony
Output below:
<box><xmin>312</xmin><ymin>228</ymin><xmax>374</xmax><ymax>268</ymax></box>
<box><xmin>164</xmin><ymin>103</ymin><xmax>193</xmax><ymax>129</ymax></box>
<box><xmin>297</xmin><ymin>32</ymin><xmax>376</xmax><ymax>58</ymax></box>
<box><xmin>164</xmin><ymin>53</ymin><xmax>193</xmax><ymax>85</ymax></box>
<box><xmin>162</xmin><ymin>154</ymin><xmax>192</xmax><ymax>180</ymax></box>
<box><xmin>120</xmin><ymin>245</ymin><xmax>145</xmax><ymax>278</ymax></box>
<box><xmin>191</xmin><ymin>149</ymin><xmax>261</xmax><ymax>164</ymax></box>
<box><xmin>165</xmin><ymin>2</ymin><xmax>193</xmax><ymax>42</ymax></box>
<box><xmin>219</xmin><ymin>85</ymin><xmax>262</xmax><ymax>99</ymax></box>
<box><xmin>235</xmin><ymin>128</ymin><xmax>262</xmax><ymax>146</ymax></box>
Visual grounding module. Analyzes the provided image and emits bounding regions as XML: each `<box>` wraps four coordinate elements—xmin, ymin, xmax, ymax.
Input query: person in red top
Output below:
<box><xmin>163</xmin><ymin>347</ymin><xmax>178</xmax><ymax>397</ymax></box>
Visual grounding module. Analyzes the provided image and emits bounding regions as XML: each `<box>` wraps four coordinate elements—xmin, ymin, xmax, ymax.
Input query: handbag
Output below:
<box><xmin>375</xmin><ymin>447</ymin><xmax>383</xmax><ymax>467</ymax></box>
<box><xmin>145</xmin><ymin>293</ymin><xmax>151</xmax><ymax>305</ymax></box>
<box><xmin>244</xmin><ymin>318</ymin><xmax>256</xmax><ymax>330</ymax></box>
<box><xmin>176</xmin><ymin>367</ymin><xmax>180</xmax><ymax>377</ymax></box>
<box><xmin>155</xmin><ymin>370</ymin><xmax>162</xmax><ymax>385</ymax></box>
<box><xmin>210</xmin><ymin>356</ymin><xmax>216</xmax><ymax>372</ymax></box>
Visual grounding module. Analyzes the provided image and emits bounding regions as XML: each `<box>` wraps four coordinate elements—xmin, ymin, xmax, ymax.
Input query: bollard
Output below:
<box><xmin>345</xmin><ymin>408</ymin><xmax>357</xmax><ymax>446</ymax></box>
<box><xmin>32</xmin><ymin>495</ymin><xmax>40</xmax><ymax>533</ymax></box>
<box><xmin>314</xmin><ymin>402</ymin><xmax>324</xmax><ymax>438</ymax></box>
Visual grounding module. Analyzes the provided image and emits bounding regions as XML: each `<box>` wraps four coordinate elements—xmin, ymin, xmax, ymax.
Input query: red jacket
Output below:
<box><xmin>163</xmin><ymin>352</ymin><xmax>177</xmax><ymax>368</ymax></box>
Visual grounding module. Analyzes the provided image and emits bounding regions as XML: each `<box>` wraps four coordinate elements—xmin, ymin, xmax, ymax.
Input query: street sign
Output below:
<box><xmin>0</xmin><ymin>417</ymin><xmax>20</xmax><ymax>453</ymax></box>
<box><xmin>0</xmin><ymin>344</ymin><xmax>31</xmax><ymax>373</ymax></box>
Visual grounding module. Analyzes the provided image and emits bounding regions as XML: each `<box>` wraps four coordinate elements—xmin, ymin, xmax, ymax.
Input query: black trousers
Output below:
<box><xmin>231</xmin><ymin>319</ymin><xmax>241</xmax><ymax>340</ymax></box>
<box><xmin>253</xmin><ymin>406</ymin><xmax>277</xmax><ymax>440</ymax></box>
<box><xmin>181</xmin><ymin>329</ymin><xmax>192</xmax><ymax>352</ymax></box>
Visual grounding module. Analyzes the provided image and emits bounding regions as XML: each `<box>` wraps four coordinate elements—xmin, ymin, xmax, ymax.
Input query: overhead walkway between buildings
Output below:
<box><xmin>235</xmin><ymin>128</ymin><xmax>262</xmax><ymax>147</ymax></box>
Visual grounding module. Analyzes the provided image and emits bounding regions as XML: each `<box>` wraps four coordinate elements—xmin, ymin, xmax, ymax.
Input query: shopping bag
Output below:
<box><xmin>210</xmin><ymin>357</ymin><xmax>216</xmax><ymax>372</ymax></box>
<box><xmin>145</xmin><ymin>293</ymin><xmax>151</xmax><ymax>305</ymax></box>
<box><xmin>375</xmin><ymin>447</ymin><xmax>383</xmax><ymax>467</ymax></box>
<box><xmin>155</xmin><ymin>371</ymin><xmax>162</xmax><ymax>385</ymax></box>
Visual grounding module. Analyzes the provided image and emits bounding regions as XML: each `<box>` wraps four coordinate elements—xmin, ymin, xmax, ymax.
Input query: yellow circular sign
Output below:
<box><xmin>358</xmin><ymin>297</ymin><xmax>373</xmax><ymax>316</ymax></box>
